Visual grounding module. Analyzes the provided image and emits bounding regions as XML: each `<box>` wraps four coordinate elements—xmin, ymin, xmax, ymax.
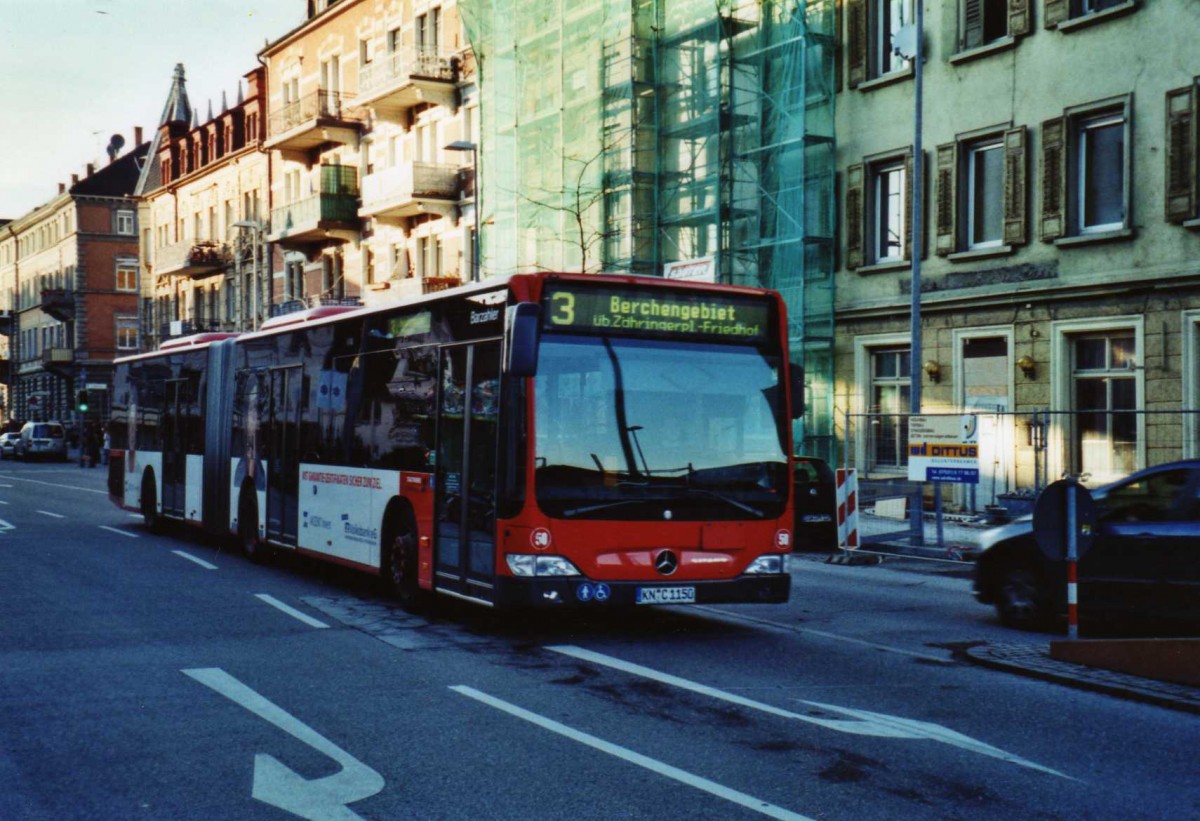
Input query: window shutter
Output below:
<box><xmin>834</xmin><ymin>1</ymin><xmax>843</xmax><ymax>93</ymax></box>
<box><xmin>1008</xmin><ymin>0</ymin><xmax>1031</xmax><ymax>37</ymax></box>
<box><xmin>845</xmin><ymin>164</ymin><xmax>864</xmax><ymax>270</ymax></box>
<box><xmin>903</xmin><ymin>150</ymin><xmax>925</xmax><ymax>261</ymax></box>
<box><xmin>1044</xmin><ymin>0</ymin><xmax>1068</xmax><ymax>29</ymax></box>
<box><xmin>847</xmin><ymin>0</ymin><xmax>866</xmax><ymax>89</ymax></box>
<box><xmin>1165</xmin><ymin>85</ymin><xmax>1197</xmax><ymax>224</ymax></box>
<box><xmin>1039</xmin><ymin>117</ymin><xmax>1066</xmax><ymax>242</ymax></box>
<box><xmin>935</xmin><ymin>142</ymin><xmax>957</xmax><ymax>255</ymax></box>
<box><xmin>963</xmin><ymin>0</ymin><xmax>984</xmax><ymax>50</ymax></box>
<box><xmin>1003</xmin><ymin>126</ymin><xmax>1028</xmax><ymax>246</ymax></box>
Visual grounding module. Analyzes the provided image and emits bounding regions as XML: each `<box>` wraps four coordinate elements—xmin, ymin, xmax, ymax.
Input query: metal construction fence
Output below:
<box><xmin>832</xmin><ymin>408</ymin><xmax>1200</xmax><ymax>553</ymax></box>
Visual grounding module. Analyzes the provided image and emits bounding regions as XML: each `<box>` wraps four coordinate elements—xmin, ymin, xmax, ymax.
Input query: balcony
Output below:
<box><xmin>423</xmin><ymin>276</ymin><xmax>462</xmax><ymax>294</ymax></box>
<box><xmin>159</xmin><ymin>319</ymin><xmax>224</xmax><ymax>340</ymax></box>
<box><xmin>265</xmin><ymin>90</ymin><xmax>362</xmax><ymax>155</ymax></box>
<box><xmin>40</xmin><ymin>289</ymin><xmax>75</xmax><ymax>323</ymax></box>
<box><xmin>355</xmin><ymin>50</ymin><xmax>456</xmax><ymax>121</ymax></box>
<box><xmin>156</xmin><ymin>240</ymin><xmax>232</xmax><ymax>278</ymax></box>
<box><xmin>41</xmin><ymin>346</ymin><xmax>74</xmax><ymax>376</ymax></box>
<box><xmin>269</xmin><ymin>166</ymin><xmax>360</xmax><ymax>246</ymax></box>
<box><xmin>359</xmin><ymin>163</ymin><xmax>459</xmax><ymax>221</ymax></box>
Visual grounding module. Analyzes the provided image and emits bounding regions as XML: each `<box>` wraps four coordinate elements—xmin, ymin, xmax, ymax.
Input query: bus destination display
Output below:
<box><xmin>543</xmin><ymin>284</ymin><xmax>771</xmax><ymax>343</ymax></box>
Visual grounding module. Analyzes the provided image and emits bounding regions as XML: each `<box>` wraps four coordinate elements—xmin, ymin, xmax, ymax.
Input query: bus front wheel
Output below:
<box><xmin>382</xmin><ymin>513</ymin><xmax>425</xmax><ymax>611</ymax></box>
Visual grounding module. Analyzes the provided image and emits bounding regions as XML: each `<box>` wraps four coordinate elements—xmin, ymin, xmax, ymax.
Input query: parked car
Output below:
<box><xmin>793</xmin><ymin>456</ymin><xmax>837</xmax><ymax>551</ymax></box>
<box><xmin>16</xmin><ymin>421</ymin><xmax>67</xmax><ymax>461</ymax></box>
<box><xmin>0</xmin><ymin>432</ymin><xmax>19</xmax><ymax>459</ymax></box>
<box><xmin>974</xmin><ymin>460</ymin><xmax>1200</xmax><ymax>630</ymax></box>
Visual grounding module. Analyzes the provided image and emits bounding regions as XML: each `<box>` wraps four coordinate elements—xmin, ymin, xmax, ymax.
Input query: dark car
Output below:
<box><xmin>793</xmin><ymin>456</ymin><xmax>837</xmax><ymax>551</ymax></box>
<box><xmin>974</xmin><ymin>460</ymin><xmax>1200</xmax><ymax>630</ymax></box>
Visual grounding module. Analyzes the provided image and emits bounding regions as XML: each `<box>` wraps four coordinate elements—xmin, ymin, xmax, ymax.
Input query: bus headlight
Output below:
<box><xmin>745</xmin><ymin>555</ymin><xmax>789</xmax><ymax>575</ymax></box>
<box><xmin>506</xmin><ymin>554</ymin><xmax>582</xmax><ymax>577</ymax></box>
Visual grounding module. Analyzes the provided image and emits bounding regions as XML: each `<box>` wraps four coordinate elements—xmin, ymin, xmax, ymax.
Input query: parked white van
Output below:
<box><xmin>17</xmin><ymin>421</ymin><xmax>67</xmax><ymax>461</ymax></box>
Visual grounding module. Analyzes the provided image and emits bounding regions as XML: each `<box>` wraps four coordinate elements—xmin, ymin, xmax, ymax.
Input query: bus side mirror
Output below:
<box><xmin>506</xmin><ymin>302</ymin><xmax>541</xmax><ymax>377</ymax></box>
<box><xmin>790</xmin><ymin>366</ymin><xmax>805</xmax><ymax>419</ymax></box>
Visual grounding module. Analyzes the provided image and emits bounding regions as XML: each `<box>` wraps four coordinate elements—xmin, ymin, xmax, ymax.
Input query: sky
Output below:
<box><xmin>0</xmin><ymin>0</ymin><xmax>305</xmax><ymax>218</ymax></box>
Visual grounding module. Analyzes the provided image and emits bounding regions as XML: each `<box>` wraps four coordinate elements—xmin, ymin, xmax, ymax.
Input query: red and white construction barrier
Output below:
<box><xmin>836</xmin><ymin>468</ymin><xmax>859</xmax><ymax>551</ymax></box>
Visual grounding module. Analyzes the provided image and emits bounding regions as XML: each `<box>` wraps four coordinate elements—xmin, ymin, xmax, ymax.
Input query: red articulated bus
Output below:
<box><xmin>109</xmin><ymin>273</ymin><xmax>801</xmax><ymax>608</ymax></box>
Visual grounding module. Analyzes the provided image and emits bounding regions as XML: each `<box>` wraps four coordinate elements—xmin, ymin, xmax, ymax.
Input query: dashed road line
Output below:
<box><xmin>255</xmin><ymin>594</ymin><xmax>330</xmax><ymax>629</ymax></box>
<box><xmin>0</xmin><ymin>474</ymin><xmax>107</xmax><ymax>495</ymax></box>
<box><xmin>172</xmin><ymin>550</ymin><xmax>217</xmax><ymax>570</ymax></box>
<box><xmin>99</xmin><ymin>525</ymin><xmax>139</xmax><ymax>538</ymax></box>
<box><xmin>36</xmin><ymin>510</ymin><xmax>65</xmax><ymax>519</ymax></box>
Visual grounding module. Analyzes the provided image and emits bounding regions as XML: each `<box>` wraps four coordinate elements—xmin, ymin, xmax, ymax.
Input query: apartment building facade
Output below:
<box><xmin>260</xmin><ymin>0</ymin><xmax>476</xmax><ymax>313</ymax></box>
<box><xmin>0</xmin><ymin>141</ymin><xmax>148</xmax><ymax>425</ymax></box>
<box><xmin>136</xmin><ymin>64</ymin><xmax>271</xmax><ymax>347</ymax></box>
<box><xmin>836</xmin><ymin>0</ymin><xmax>1200</xmax><ymax>501</ymax></box>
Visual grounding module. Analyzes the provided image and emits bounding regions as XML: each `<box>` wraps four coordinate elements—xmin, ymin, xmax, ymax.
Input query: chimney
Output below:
<box><xmin>87</xmin><ymin>163</ymin><xmax>95</xmax><ymax>177</ymax></box>
<box><xmin>58</xmin><ymin>183</ymin><xmax>66</xmax><ymax>195</ymax></box>
<box><xmin>134</xmin><ymin>126</ymin><xmax>143</xmax><ymax>145</ymax></box>
<box><xmin>71</xmin><ymin>174</ymin><xmax>79</xmax><ymax>185</ymax></box>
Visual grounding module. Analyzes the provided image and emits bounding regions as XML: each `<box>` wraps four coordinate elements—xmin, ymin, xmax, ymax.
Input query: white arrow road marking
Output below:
<box><xmin>548</xmin><ymin>645</ymin><xmax>1070</xmax><ymax>780</ymax></box>
<box><xmin>99</xmin><ymin>525</ymin><xmax>138</xmax><ymax>538</ymax></box>
<box><xmin>0</xmin><ymin>517</ymin><xmax>14</xmax><ymax>533</ymax></box>
<box><xmin>452</xmin><ymin>686</ymin><xmax>814</xmax><ymax>821</ymax></box>
<box><xmin>172</xmin><ymin>550</ymin><xmax>218</xmax><ymax>570</ymax></box>
<box><xmin>256</xmin><ymin>594</ymin><xmax>330</xmax><ymax>629</ymax></box>
<box><xmin>183</xmin><ymin>668</ymin><xmax>384</xmax><ymax>821</ymax></box>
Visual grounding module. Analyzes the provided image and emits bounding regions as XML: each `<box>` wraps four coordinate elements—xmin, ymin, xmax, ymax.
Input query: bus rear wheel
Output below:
<box><xmin>239</xmin><ymin>489</ymin><xmax>268</xmax><ymax>563</ymax></box>
<box><xmin>141</xmin><ymin>474</ymin><xmax>161</xmax><ymax>533</ymax></box>
<box><xmin>383</xmin><ymin>514</ymin><xmax>425</xmax><ymax>611</ymax></box>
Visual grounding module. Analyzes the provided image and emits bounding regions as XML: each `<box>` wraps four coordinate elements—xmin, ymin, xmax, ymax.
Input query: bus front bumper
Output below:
<box><xmin>491</xmin><ymin>573</ymin><xmax>791</xmax><ymax>608</ymax></box>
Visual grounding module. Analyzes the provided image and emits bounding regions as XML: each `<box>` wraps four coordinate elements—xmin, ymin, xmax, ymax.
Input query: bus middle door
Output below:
<box><xmin>434</xmin><ymin>341</ymin><xmax>500</xmax><ymax>603</ymax></box>
<box><xmin>266</xmin><ymin>365</ymin><xmax>303</xmax><ymax>546</ymax></box>
<box><xmin>161</xmin><ymin>378</ymin><xmax>187</xmax><ymax>518</ymax></box>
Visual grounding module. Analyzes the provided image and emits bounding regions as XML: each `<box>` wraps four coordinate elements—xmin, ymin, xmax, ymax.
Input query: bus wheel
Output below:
<box><xmin>383</xmin><ymin>514</ymin><xmax>425</xmax><ymax>611</ymax></box>
<box><xmin>141</xmin><ymin>473</ymin><xmax>161</xmax><ymax>533</ymax></box>
<box><xmin>239</xmin><ymin>488</ymin><xmax>268</xmax><ymax>563</ymax></box>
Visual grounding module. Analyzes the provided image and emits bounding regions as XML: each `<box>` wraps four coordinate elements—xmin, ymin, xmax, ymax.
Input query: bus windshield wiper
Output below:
<box><xmin>562</xmin><ymin>498</ymin><xmax>656</xmax><ymax>518</ymax></box>
<box><xmin>685</xmin><ymin>488</ymin><xmax>765</xmax><ymax>518</ymax></box>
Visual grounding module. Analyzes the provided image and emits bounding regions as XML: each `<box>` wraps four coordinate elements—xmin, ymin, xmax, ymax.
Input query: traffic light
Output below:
<box><xmin>77</xmin><ymin>390</ymin><xmax>88</xmax><ymax>412</ymax></box>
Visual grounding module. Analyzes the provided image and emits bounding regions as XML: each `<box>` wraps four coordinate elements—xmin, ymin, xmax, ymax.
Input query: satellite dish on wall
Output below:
<box><xmin>892</xmin><ymin>25</ymin><xmax>919</xmax><ymax>60</ymax></box>
<box><xmin>106</xmin><ymin>133</ymin><xmax>126</xmax><ymax>161</ymax></box>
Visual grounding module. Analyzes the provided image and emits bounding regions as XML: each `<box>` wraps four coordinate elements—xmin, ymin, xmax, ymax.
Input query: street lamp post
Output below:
<box><xmin>445</xmin><ymin>140</ymin><xmax>480</xmax><ymax>282</ymax></box>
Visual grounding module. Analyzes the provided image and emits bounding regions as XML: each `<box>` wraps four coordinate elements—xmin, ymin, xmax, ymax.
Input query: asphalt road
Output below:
<box><xmin>0</xmin><ymin>459</ymin><xmax>1196</xmax><ymax>820</ymax></box>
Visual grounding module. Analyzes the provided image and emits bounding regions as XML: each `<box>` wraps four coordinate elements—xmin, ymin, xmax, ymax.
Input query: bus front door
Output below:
<box><xmin>266</xmin><ymin>366</ymin><xmax>303</xmax><ymax>545</ymax></box>
<box><xmin>435</xmin><ymin>341</ymin><xmax>500</xmax><ymax>603</ymax></box>
<box><xmin>161</xmin><ymin>378</ymin><xmax>187</xmax><ymax>517</ymax></box>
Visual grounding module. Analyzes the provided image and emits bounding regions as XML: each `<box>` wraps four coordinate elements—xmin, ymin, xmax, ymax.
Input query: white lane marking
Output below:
<box><xmin>0</xmin><ymin>517</ymin><xmax>14</xmax><ymax>533</ymax></box>
<box><xmin>696</xmin><ymin>605</ymin><xmax>953</xmax><ymax>665</ymax></box>
<box><xmin>99</xmin><ymin>525</ymin><xmax>139</xmax><ymax>538</ymax></box>
<box><xmin>172</xmin><ymin>550</ymin><xmax>218</xmax><ymax>570</ymax></box>
<box><xmin>255</xmin><ymin>594</ymin><xmax>330</xmax><ymax>629</ymax></box>
<box><xmin>0</xmin><ymin>475</ymin><xmax>107</xmax><ymax>495</ymax></box>
<box><xmin>183</xmin><ymin>668</ymin><xmax>384</xmax><ymax>821</ymax></box>
<box><xmin>452</xmin><ymin>685</ymin><xmax>813</xmax><ymax>821</ymax></box>
<box><xmin>0</xmin><ymin>483</ymin><xmax>12</xmax><ymax>488</ymax></box>
<box><xmin>0</xmin><ymin>499</ymin><xmax>9</xmax><ymax>505</ymax></box>
<box><xmin>36</xmin><ymin>510</ymin><xmax>65</xmax><ymax>519</ymax></box>
<box><xmin>548</xmin><ymin>645</ymin><xmax>1070</xmax><ymax>780</ymax></box>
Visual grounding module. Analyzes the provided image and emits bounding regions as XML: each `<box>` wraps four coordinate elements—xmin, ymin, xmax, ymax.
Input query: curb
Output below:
<box><xmin>964</xmin><ymin>642</ymin><xmax>1200</xmax><ymax>715</ymax></box>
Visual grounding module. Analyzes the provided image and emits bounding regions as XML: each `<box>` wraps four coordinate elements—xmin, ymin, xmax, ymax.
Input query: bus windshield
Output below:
<box><xmin>534</xmin><ymin>333</ymin><xmax>789</xmax><ymax>520</ymax></box>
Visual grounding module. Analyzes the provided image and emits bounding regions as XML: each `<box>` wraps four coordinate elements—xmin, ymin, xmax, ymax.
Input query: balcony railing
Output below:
<box><xmin>423</xmin><ymin>276</ymin><xmax>462</xmax><ymax>294</ymax></box>
<box><xmin>40</xmin><ymin>288</ymin><xmax>75</xmax><ymax>322</ymax></box>
<box><xmin>359</xmin><ymin>162</ymin><xmax>459</xmax><ymax>220</ymax></box>
<box><xmin>265</xmin><ymin>90</ymin><xmax>361</xmax><ymax>151</ymax></box>
<box><xmin>156</xmin><ymin>240</ymin><xmax>232</xmax><ymax>277</ymax></box>
<box><xmin>41</xmin><ymin>347</ymin><xmax>74</xmax><ymax>368</ymax></box>
<box><xmin>159</xmin><ymin>319</ymin><xmax>225</xmax><ymax>339</ymax></box>
<box><xmin>356</xmin><ymin>50</ymin><xmax>456</xmax><ymax>119</ymax></box>
<box><xmin>269</xmin><ymin>295</ymin><xmax>363</xmax><ymax>318</ymax></box>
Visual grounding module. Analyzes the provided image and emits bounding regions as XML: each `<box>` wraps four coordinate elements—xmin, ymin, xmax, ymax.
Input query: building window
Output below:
<box><xmin>116</xmin><ymin>210</ymin><xmax>135</xmax><ymax>235</ymax></box>
<box><xmin>846</xmin><ymin>0</ymin><xmax>912</xmax><ymax>87</ymax></box>
<box><xmin>1071</xmin><ymin>332</ymin><xmax>1137</xmax><ymax>479</ymax></box>
<box><xmin>869</xmin><ymin>347</ymin><xmax>911</xmax><ymax>470</ymax></box>
<box><xmin>116</xmin><ymin>317</ymin><xmax>139</xmax><ymax>351</ymax></box>
<box><xmin>116</xmin><ymin>265</ymin><xmax>138</xmax><ymax>292</ymax></box>
<box><xmin>958</xmin><ymin>0</ymin><xmax>1030</xmax><ymax>52</ymax></box>
<box><xmin>935</xmin><ymin>126</ymin><xmax>1028</xmax><ymax>255</ymax></box>
<box><xmin>846</xmin><ymin>150</ymin><xmax>920</xmax><ymax>269</ymax></box>
<box><xmin>1040</xmin><ymin>97</ymin><xmax>1131</xmax><ymax>241</ymax></box>
<box><xmin>1045</xmin><ymin>0</ymin><xmax>1133</xmax><ymax>29</ymax></box>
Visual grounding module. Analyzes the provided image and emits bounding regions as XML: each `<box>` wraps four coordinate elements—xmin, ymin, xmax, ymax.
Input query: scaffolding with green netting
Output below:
<box><xmin>460</xmin><ymin>0</ymin><xmax>836</xmax><ymax>460</ymax></box>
